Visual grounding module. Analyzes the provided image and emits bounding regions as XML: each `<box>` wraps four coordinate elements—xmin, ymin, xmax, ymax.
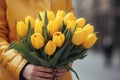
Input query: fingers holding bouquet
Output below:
<box><xmin>54</xmin><ymin>62</ymin><xmax>73</xmax><ymax>80</ymax></box>
<box><xmin>23</xmin><ymin>64</ymin><xmax>70</xmax><ymax>80</ymax></box>
<box><xmin>23</xmin><ymin>64</ymin><xmax>53</xmax><ymax>80</ymax></box>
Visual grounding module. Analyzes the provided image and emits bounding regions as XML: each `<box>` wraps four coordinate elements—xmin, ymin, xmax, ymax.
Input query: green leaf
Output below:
<box><xmin>44</xmin><ymin>11</ymin><xmax>48</xmax><ymax>26</ymax></box>
<box><xmin>12</xmin><ymin>38</ymin><xmax>38</xmax><ymax>65</ymax></box>
<box><xmin>79</xmin><ymin>54</ymin><xmax>88</xmax><ymax>59</ymax></box>
<box><xmin>8</xmin><ymin>42</ymin><xmax>17</xmax><ymax>49</ymax></box>
<box><xmin>11</xmin><ymin>42</ymin><xmax>40</xmax><ymax>65</ymax></box>
<box><xmin>26</xmin><ymin>21</ymin><xmax>36</xmax><ymax>51</ymax></box>
<box><xmin>71</xmin><ymin>45</ymin><xmax>83</xmax><ymax>51</ymax></box>
<box><xmin>49</xmin><ymin>42</ymin><xmax>69</xmax><ymax>67</ymax></box>
<box><xmin>42</xmin><ymin>11</ymin><xmax>50</xmax><ymax>42</ymax></box>
<box><xmin>20</xmin><ymin>43</ymin><xmax>40</xmax><ymax>64</ymax></box>
<box><xmin>30</xmin><ymin>52</ymin><xmax>50</xmax><ymax>67</ymax></box>
<box><xmin>42</xmin><ymin>26</ymin><xmax>48</xmax><ymax>42</ymax></box>
<box><xmin>69</xmin><ymin>67</ymin><xmax>80</xmax><ymax>80</ymax></box>
<box><xmin>22</xmin><ymin>52</ymin><xmax>40</xmax><ymax>65</ymax></box>
<box><xmin>63</xmin><ymin>28</ymin><xmax>68</xmax><ymax>35</ymax></box>
<box><xmin>38</xmin><ymin>12</ymin><xmax>42</xmax><ymax>21</ymax></box>
<box><xmin>60</xmin><ymin>42</ymin><xmax>71</xmax><ymax>61</ymax></box>
<box><xmin>71</xmin><ymin>24</ymin><xmax>77</xmax><ymax>36</ymax></box>
<box><xmin>39</xmin><ymin>49</ymin><xmax>48</xmax><ymax>60</ymax></box>
<box><xmin>70</xmin><ymin>47</ymin><xmax>84</xmax><ymax>55</ymax></box>
<box><xmin>60</xmin><ymin>21</ymin><xmax>66</xmax><ymax>33</ymax></box>
<box><xmin>58</xmin><ymin>50</ymin><xmax>88</xmax><ymax>65</ymax></box>
<box><xmin>47</xmin><ymin>31</ymin><xmax>51</xmax><ymax>40</ymax></box>
<box><xmin>60</xmin><ymin>28</ymin><xmax>74</xmax><ymax>61</ymax></box>
<box><xmin>20</xmin><ymin>38</ymin><xmax>31</xmax><ymax>52</ymax></box>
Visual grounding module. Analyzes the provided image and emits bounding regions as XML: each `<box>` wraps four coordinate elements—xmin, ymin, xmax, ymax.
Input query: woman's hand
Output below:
<box><xmin>22</xmin><ymin>62</ymin><xmax>72</xmax><ymax>80</ymax></box>
<box><xmin>54</xmin><ymin>62</ymin><xmax>73</xmax><ymax>80</ymax></box>
<box><xmin>22</xmin><ymin>64</ymin><xmax>53</xmax><ymax>80</ymax></box>
<box><xmin>54</xmin><ymin>69</ymin><xmax>67</xmax><ymax>80</ymax></box>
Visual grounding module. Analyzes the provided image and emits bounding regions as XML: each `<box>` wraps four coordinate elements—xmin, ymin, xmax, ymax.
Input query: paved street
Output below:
<box><xmin>72</xmin><ymin>49</ymin><xmax>120</xmax><ymax>80</ymax></box>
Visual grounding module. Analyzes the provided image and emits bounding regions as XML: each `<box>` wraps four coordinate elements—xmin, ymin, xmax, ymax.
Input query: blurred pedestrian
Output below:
<box><xmin>102</xmin><ymin>34</ymin><xmax>114</xmax><ymax>67</ymax></box>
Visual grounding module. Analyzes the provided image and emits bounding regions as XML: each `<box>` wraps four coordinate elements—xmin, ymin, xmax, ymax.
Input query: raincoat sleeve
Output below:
<box><xmin>0</xmin><ymin>0</ymin><xmax>27</xmax><ymax>80</ymax></box>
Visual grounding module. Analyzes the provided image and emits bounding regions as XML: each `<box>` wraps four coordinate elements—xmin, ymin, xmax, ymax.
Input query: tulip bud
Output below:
<box><xmin>83</xmin><ymin>24</ymin><xmax>94</xmax><ymax>34</ymax></box>
<box><xmin>25</xmin><ymin>16</ymin><xmax>35</xmax><ymax>29</ymax></box>
<box><xmin>66</xmin><ymin>20</ymin><xmax>75</xmax><ymax>29</ymax></box>
<box><xmin>72</xmin><ymin>30</ymin><xmax>85</xmax><ymax>46</ymax></box>
<box><xmin>56</xmin><ymin>10</ymin><xmax>65</xmax><ymax>19</ymax></box>
<box><xmin>75</xmin><ymin>28</ymin><xmax>82</xmax><ymax>31</ymax></box>
<box><xmin>47</xmin><ymin>10</ymin><xmax>55</xmax><ymax>22</ymax></box>
<box><xmin>76</xmin><ymin>18</ymin><xmax>86</xmax><ymax>28</ymax></box>
<box><xmin>82</xmin><ymin>24</ymin><xmax>94</xmax><ymax>40</ymax></box>
<box><xmin>82</xmin><ymin>33</ymin><xmax>97</xmax><ymax>48</ymax></box>
<box><xmin>55</xmin><ymin>16</ymin><xmax>62</xmax><ymax>27</ymax></box>
<box><xmin>53</xmin><ymin>32</ymin><xmax>65</xmax><ymax>47</ymax></box>
<box><xmin>47</xmin><ymin>20</ymin><xmax>60</xmax><ymax>36</ymax></box>
<box><xmin>31</xmin><ymin>33</ymin><xmax>44</xmax><ymax>49</ymax></box>
<box><xmin>64</xmin><ymin>12</ymin><xmax>76</xmax><ymax>25</ymax></box>
<box><xmin>34</xmin><ymin>19</ymin><xmax>43</xmax><ymax>33</ymax></box>
<box><xmin>44</xmin><ymin>40</ymin><xmax>56</xmax><ymax>56</ymax></box>
<box><xmin>17</xmin><ymin>21</ymin><xmax>28</xmax><ymax>38</ymax></box>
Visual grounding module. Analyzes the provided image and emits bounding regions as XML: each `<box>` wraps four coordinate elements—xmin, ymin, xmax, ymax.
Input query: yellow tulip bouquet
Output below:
<box><xmin>9</xmin><ymin>10</ymin><xmax>97</xmax><ymax>80</ymax></box>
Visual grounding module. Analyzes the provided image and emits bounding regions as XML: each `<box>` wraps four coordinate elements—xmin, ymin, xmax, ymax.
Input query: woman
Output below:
<box><xmin>0</xmin><ymin>0</ymin><xmax>74</xmax><ymax>80</ymax></box>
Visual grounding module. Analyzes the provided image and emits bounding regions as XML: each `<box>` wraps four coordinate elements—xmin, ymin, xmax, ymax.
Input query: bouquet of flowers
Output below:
<box><xmin>9</xmin><ymin>10</ymin><xmax>97</xmax><ymax>80</ymax></box>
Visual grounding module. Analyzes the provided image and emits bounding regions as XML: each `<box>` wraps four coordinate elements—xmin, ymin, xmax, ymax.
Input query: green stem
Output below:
<box><xmin>70</xmin><ymin>44</ymin><xmax>74</xmax><ymax>50</ymax></box>
<box><xmin>48</xmin><ymin>55</ymin><xmax>50</xmax><ymax>61</ymax></box>
<box><xmin>52</xmin><ymin>67</ymin><xmax>55</xmax><ymax>80</ymax></box>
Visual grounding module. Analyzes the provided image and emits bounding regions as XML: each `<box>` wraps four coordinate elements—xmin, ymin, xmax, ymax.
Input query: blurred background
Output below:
<box><xmin>72</xmin><ymin>0</ymin><xmax>120</xmax><ymax>80</ymax></box>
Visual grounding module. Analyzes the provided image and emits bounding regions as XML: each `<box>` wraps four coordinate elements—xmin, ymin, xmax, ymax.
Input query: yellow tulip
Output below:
<box><xmin>16</xmin><ymin>21</ymin><xmax>28</xmax><ymax>38</ymax></box>
<box><xmin>72</xmin><ymin>30</ymin><xmax>85</xmax><ymax>46</ymax></box>
<box><xmin>83</xmin><ymin>24</ymin><xmax>94</xmax><ymax>34</ymax></box>
<box><xmin>53</xmin><ymin>32</ymin><xmax>65</xmax><ymax>47</ymax></box>
<box><xmin>47</xmin><ymin>20</ymin><xmax>60</xmax><ymax>36</ymax></box>
<box><xmin>47</xmin><ymin>10</ymin><xmax>55</xmax><ymax>22</ymax></box>
<box><xmin>55</xmin><ymin>16</ymin><xmax>63</xmax><ymax>27</ymax></box>
<box><xmin>66</xmin><ymin>20</ymin><xmax>76</xmax><ymax>29</ymax></box>
<box><xmin>76</xmin><ymin>18</ymin><xmax>86</xmax><ymax>28</ymax></box>
<box><xmin>75</xmin><ymin>28</ymin><xmax>82</xmax><ymax>31</ymax></box>
<box><xmin>56</xmin><ymin>10</ymin><xmax>65</xmax><ymax>19</ymax></box>
<box><xmin>82</xmin><ymin>24</ymin><xmax>94</xmax><ymax>40</ymax></box>
<box><xmin>44</xmin><ymin>40</ymin><xmax>56</xmax><ymax>56</ymax></box>
<box><xmin>82</xmin><ymin>33</ymin><xmax>97</xmax><ymax>48</ymax></box>
<box><xmin>64</xmin><ymin>12</ymin><xmax>76</xmax><ymax>24</ymax></box>
<box><xmin>25</xmin><ymin>16</ymin><xmax>35</xmax><ymax>29</ymax></box>
<box><xmin>31</xmin><ymin>33</ymin><xmax>44</xmax><ymax>49</ymax></box>
<box><xmin>34</xmin><ymin>19</ymin><xmax>43</xmax><ymax>33</ymax></box>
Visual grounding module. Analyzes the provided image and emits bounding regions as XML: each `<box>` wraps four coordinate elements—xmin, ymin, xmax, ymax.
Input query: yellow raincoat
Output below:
<box><xmin>0</xmin><ymin>0</ymin><xmax>74</xmax><ymax>80</ymax></box>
